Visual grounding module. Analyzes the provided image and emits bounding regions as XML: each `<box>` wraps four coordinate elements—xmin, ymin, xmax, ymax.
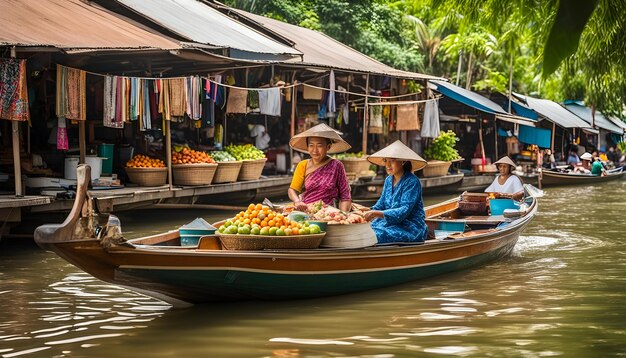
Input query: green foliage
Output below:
<box><xmin>424</xmin><ymin>130</ymin><xmax>460</xmax><ymax>161</ymax></box>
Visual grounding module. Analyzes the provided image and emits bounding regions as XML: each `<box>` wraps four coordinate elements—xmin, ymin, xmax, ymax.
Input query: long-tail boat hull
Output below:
<box><xmin>540</xmin><ymin>167</ymin><xmax>625</xmax><ymax>186</ymax></box>
<box><xmin>35</xmin><ymin>165</ymin><xmax>537</xmax><ymax>306</ymax></box>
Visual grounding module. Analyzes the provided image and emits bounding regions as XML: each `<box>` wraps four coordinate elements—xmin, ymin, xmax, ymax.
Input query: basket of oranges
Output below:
<box><xmin>171</xmin><ymin>148</ymin><xmax>218</xmax><ymax>186</ymax></box>
<box><xmin>215</xmin><ymin>203</ymin><xmax>325</xmax><ymax>250</ymax></box>
<box><xmin>125</xmin><ymin>155</ymin><xmax>167</xmax><ymax>186</ymax></box>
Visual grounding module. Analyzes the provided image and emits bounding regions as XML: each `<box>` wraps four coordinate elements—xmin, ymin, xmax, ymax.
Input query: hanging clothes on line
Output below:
<box><xmin>226</xmin><ymin>88</ymin><xmax>248</xmax><ymax>114</ymax></box>
<box><xmin>258</xmin><ymin>87</ymin><xmax>281</xmax><ymax>116</ymax></box>
<box><xmin>57</xmin><ymin>117</ymin><xmax>68</xmax><ymax>150</ymax></box>
<box><xmin>168</xmin><ymin>78</ymin><xmax>186</xmax><ymax>120</ymax></box>
<box><xmin>368</xmin><ymin>103</ymin><xmax>383</xmax><ymax>134</ymax></box>
<box><xmin>185</xmin><ymin>76</ymin><xmax>202</xmax><ymax>120</ymax></box>
<box><xmin>421</xmin><ymin>98</ymin><xmax>440</xmax><ymax>138</ymax></box>
<box><xmin>327</xmin><ymin>69</ymin><xmax>336</xmax><ymax>113</ymax></box>
<box><xmin>202</xmin><ymin>78</ymin><xmax>215</xmax><ymax>127</ymax></box>
<box><xmin>140</xmin><ymin>79</ymin><xmax>152</xmax><ymax>130</ymax></box>
<box><xmin>395</xmin><ymin>103</ymin><xmax>420</xmax><ymax>131</ymax></box>
<box><xmin>103</xmin><ymin>76</ymin><xmax>123</xmax><ymax>128</ymax></box>
<box><xmin>0</xmin><ymin>58</ymin><xmax>30</xmax><ymax>122</ymax></box>
<box><xmin>65</xmin><ymin>66</ymin><xmax>86</xmax><ymax>121</ymax></box>
<box><xmin>248</xmin><ymin>90</ymin><xmax>260</xmax><ymax>113</ymax></box>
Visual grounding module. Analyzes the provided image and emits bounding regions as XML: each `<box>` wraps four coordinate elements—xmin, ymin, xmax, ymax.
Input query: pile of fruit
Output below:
<box><xmin>424</xmin><ymin>130</ymin><xmax>460</xmax><ymax>162</ymax></box>
<box><xmin>225</xmin><ymin>144</ymin><xmax>266</xmax><ymax>161</ymax></box>
<box><xmin>171</xmin><ymin>148</ymin><xmax>215</xmax><ymax>165</ymax></box>
<box><xmin>210</xmin><ymin>151</ymin><xmax>237</xmax><ymax>162</ymax></box>
<box><xmin>334</xmin><ymin>152</ymin><xmax>365</xmax><ymax>159</ymax></box>
<box><xmin>311</xmin><ymin>206</ymin><xmax>367</xmax><ymax>224</ymax></box>
<box><xmin>126</xmin><ymin>154</ymin><xmax>165</xmax><ymax>168</ymax></box>
<box><xmin>218</xmin><ymin>203</ymin><xmax>322</xmax><ymax>236</ymax></box>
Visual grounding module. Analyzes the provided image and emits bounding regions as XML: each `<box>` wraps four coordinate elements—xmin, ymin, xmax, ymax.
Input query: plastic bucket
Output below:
<box><xmin>97</xmin><ymin>144</ymin><xmax>114</xmax><ymax>175</ymax></box>
<box><xmin>64</xmin><ymin>156</ymin><xmax>103</xmax><ymax>181</ymax></box>
<box><xmin>489</xmin><ymin>199</ymin><xmax>519</xmax><ymax>215</ymax></box>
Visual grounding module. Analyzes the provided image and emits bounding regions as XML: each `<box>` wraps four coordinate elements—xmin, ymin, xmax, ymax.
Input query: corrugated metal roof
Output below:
<box><xmin>115</xmin><ymin>0</ymin><xmax>301</xmax><ymax>59</ymax></box>
<box><xmin>608</xmin><ymin>115</ymin><xmax>626</xmax><ymax>132</ymax></box>
<box><xmin>233</xmin><ymin>9</ymin><xmax>442</xmax><ymax>80</ymax></box>
<box><xmin>0</xmin><ymin>0</ymin><xmax>180</xmax><ymax>50</ymax></box>
<box><xmin>564</xmin><ymin>102</ymin><xmax>623</xmax><ymax>134</ymax></box>
<box><xmin>512</xmin><ymin>93</ymin><xmax>592</xmax><ymax>130</ymax></box>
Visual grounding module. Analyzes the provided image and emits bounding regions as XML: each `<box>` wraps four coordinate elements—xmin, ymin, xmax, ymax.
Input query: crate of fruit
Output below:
<box><xmin>125</xmin><ymin>155</ymin><xmax>167</xmax><ymax>186</ymax></box>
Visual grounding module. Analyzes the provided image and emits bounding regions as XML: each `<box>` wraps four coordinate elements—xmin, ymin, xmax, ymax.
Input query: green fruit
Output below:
<box><xmin>238</xmin><ymin>226</ymin><xmax>251</xmax><ymax>235</ymax></box>
<box><xmin>309</xmin><ymin>225</ymin><xmax>321</xmax><ymax>234</ymax></box>
<box><xmin>260</xmin><ymin>227</ymin><xmax>270</xmax><ymax>235</ymax></box>
<box><xmin>251</xmin><ymin>227</ymin><xmax>261</xmax><ymax>235</ymax></box>
<box><xmin>301</xmin><ymin>228</ymin><xmax>310</xmax><ymax>235</ymax></box>
<box><xmin>276</xmin><ymin>228</ymin><xmax>285</xmax><ymax>236</ymax></box>
<box><xmin>228</xmin><ymin>226</ymin><xmax>238</xmax><ymax>234</ymax></box>
<box><xmin>269</xmin><ymin>227</ymin><xmax>278</xmax><ymax>236</ymax></box>
<box><xmin>224</xmin><ymin>220</ymin><xmax>232</xmax><ymax>227</ymax></box>
<box><xmin>218</xmin><ymin>226</ymin><xmax>226</xmax><ymax>233</ymax></box>
<box><xmin>284</xmin><ymin>228</ymin><xmax>293</xmax><ymax>236</ymax></box>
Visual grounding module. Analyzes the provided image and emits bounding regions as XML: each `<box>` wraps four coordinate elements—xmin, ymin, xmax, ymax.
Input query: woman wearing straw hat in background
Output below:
<box><xmin>363</xmin><ymin>140</ymin><xmax>429</xmax><ymax>244</ymax></box>
<box><xmin>288</xmin><ymin>123</ymin><xmax>352</xmax><ymax>212</ymax></box>
<box><xmin>485</xmin><ymin>156</ymin><xmax>524</xmax><ymax>200</ymax></box>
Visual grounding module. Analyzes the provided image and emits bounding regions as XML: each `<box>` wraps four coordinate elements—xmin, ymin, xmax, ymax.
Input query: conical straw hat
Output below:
<box><xmin>493</xmin><ymin>156</ymin><xmax>516</xmax><ymax>168</ymax></box>
<box><xmin>367</xmin><ymin>140</ymin><xmax>427</xmax><ymax>171</ymax></box>
<box><xmin>289</xmin><ymin>123</ymin><xmax>351</xmax><ymax>154</ymax></box>
<box><xmin>580</xmin><ymin>152</ymin><xmax>592</xmax><ymax>161</ymax></box>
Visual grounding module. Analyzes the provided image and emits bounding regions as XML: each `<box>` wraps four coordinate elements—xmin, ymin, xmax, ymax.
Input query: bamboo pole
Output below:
<box><xmin>494</xmin><ymin>119</ymin><xmax>498</xmax><ymax>159</ymax></box>
<box><xmin>290</xmin><ymin>71</ymin><xmax>297</xmax><ymax>171</ymax></box>
<box><xmin>165</xmin><ymin>120</ymin><xmax>172</xmax><ymax>190</ymax></box>
<box><xmin>551</xmin><ymin>122</ymin><xmax>556</xmax><ymax>152</ymax></box>
<box><xmin>362</xmin><ymin>74</ymin><xmax>369</xmax><ymax>154</ymax></box>
<box><xmin>10</xmin><ymin>47</ymin><xmax>22</xmax><ymax>197</ymax></box>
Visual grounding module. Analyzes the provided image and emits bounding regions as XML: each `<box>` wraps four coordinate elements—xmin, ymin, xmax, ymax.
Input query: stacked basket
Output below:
<box><xmin>212</xmin><ymin>161</ymin><xmax>243</xmax><ymax>184</ymax></box>
<box><xmin>125</xmin><ymin>167</ymin><xmax>168</xmax><ymax>186</ymax></box>
<box><xmin>172</xmin><ymin>163</ymin><xmax>218</xmax><ymax>186</ymax></box>
<box><xmin>238</xmin><ymin>158</ymin><xmax>267</xmax><ymax>181</ymax></box>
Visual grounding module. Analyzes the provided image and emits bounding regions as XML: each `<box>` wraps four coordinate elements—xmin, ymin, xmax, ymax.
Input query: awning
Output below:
<box><xmin>495</xmin><ymin>114</ymin><xmax>536</xmax><ymax>127</ymax></box>
<box><xmin>518</xmin><ymin>125</ymin><xmax>551</xmax><ymax>148</ymax></box>
<box><xmin>0</xmin><ymin>0</ymin><xmax>181</xmax><ymax>51</ymax></box>
<box><xmin>115</xmin><ymin>0</ymin><xmax>301</xmax><ymax>61</ymax></box>
<box><xmin>228</xmin><ymin>9</ymin><xmax>442</xmax><ymax>80</ymax></box>
<box><xmin>512</xmin><ymin>93</ymin><xmax>593</xmax><ymax>130</ymax></box>
<box><xmin>511</xmin><ymin>101</ymin><xmax>538</xmax><ymax>120</ymax></box>
<box><xmin>563</xmin><ymin>102</ymin><xmax>623</xmax><ymax>135</ymax></box>
<box><xmin>608</xmin><ymin>115</ymin><xmax>626</xmax><ymax>133</ymax></box>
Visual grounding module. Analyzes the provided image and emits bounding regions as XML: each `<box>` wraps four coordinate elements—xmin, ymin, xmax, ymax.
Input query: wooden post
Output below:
<box><xmin>165</xmin><ymin>120</ymin><xmax>172</xmax><ymax>190</ymax></box>
<box><xmin>551</xmin><ymin>122</ymin><xmax>556</xmax><ymax>152</ymax></box>
<box><xmin>10</xmin><ymin>47</ymin><xmax>22</xmax><ymax>197</ymax></box>
<box><xmin>494</xmin><ymin>118</ymin><xmax>498</xmax><ymax>159</ymax></box>
<box><xmin>362</xmin><ymin>74</ymin><xmax>370</xmax><ymax>154</ymax></box>
<box><xmin>290</xmin><ymin>75</ymin><xmax>297</xmax><ymax>170</ymax></box>
<box><xmin>79</xmin><ymin>120</ymin><xmax>86</xmax><ymax>164</ymax></box>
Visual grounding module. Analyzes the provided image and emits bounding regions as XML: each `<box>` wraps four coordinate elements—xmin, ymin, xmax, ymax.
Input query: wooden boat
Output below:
<box><xmin>35</xmin><ymin>165</ymin><xmax>538</xmax><ymax>307</ymax></box>
<box><xmin>540</xmin><ymin>167</ymin><xmax>625</xmax><ymax>186</ymax></box>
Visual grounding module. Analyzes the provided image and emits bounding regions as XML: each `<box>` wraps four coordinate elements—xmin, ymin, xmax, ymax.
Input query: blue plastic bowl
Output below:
<box><xmin>489</xmin><ymin>199</ymin><xmax>519</xmax><ymax>215</ymax></box>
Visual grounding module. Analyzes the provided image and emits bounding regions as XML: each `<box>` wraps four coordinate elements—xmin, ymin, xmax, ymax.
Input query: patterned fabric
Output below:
<box><xmin>0</xmin><ymin>58</ymin><xmax>29</xmax><ymax>121</ymax></box>
<box><xmin>370</xmin><ymin>172</ymin><xmax>427</xmax><ymax>243</ymax></box>
<box><xmin>65</xmin><ymin>66</ymin><xmax>86</xmax><ymax>120</ymax></box>
<box><xmin>57</xmin><ymin>117</ymin><xmax>68</xmax><ymax>150</ymax></box>
<box><xmin>294</xmin><ymin>158</ymin><xmax>351</xmax><ymax>206</ymax></box>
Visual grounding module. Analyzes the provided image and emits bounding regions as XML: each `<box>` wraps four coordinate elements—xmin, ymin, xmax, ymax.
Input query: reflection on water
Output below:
<box><xmin>2</xmin><ymin>182</ymin><xmax>626</xmax><ymax>357</ymax></box>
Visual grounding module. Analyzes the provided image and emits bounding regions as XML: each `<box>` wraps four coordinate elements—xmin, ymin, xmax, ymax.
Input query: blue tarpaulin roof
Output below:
<box><xmin>511</xmin><ymin>101</ymin><xmax>538</xmax><ymax>120</ymax></box>
<box><xmin>518</xmin><ymin>125</ymin><xmax>552</xmax><ymax>148</ymax></box>
<box><xmin>430</xmin><ymin>80</ymin><xmax>507</xmax><ymax>114</ymax></box>
<box><xmin>563</xmin><ymin>101</ymin><xmax>623</xmax><ymax>134</ymax></box>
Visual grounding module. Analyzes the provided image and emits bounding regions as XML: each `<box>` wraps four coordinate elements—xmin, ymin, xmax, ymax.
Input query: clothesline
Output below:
<box><xmin>365</xmin><ymin>98</ymin><xmax>440</xmax><ymax>106</ymax></box>
<box><xmin>56</xmin><ymin>64</ymin><xmax>435</xmax><ymax>102</ymax></box>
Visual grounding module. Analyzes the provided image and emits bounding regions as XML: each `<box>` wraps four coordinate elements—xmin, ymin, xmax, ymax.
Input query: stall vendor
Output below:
<box><xmin>363</xmin><ymin>140</ymin><xmax>428</xmax><ymax>243</ymax></box>
<box><xmin>485</xmin><ymin>156</ymin><xmax>524</xmax><ymax>200</ymax></box>
<box><xmin>288</xmin><ymin>123</ymin><xmax>352</xmax><ymax>212</ymax></box>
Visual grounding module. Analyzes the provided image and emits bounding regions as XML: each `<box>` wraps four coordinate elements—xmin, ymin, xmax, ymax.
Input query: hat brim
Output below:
<box><xmin>289</xmin><ymin>124</ymin><xmax>351</xmax><ymax>154</ymax></box>
<box><xmin>493</xmin><ymin>156</ymin><xmax>516</xmax><ymax>168</ymax></box>
<box><xmin>366</xmin><ymin>140</ymin><xmax>428</xmax><ymax>171</ymax></box>
<box><xmin>367</xmin><ymin>157</ymin><xmax>427</xmax><ymax>171</ymax></box>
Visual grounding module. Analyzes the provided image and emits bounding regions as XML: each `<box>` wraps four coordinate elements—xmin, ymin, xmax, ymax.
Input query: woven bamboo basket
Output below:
<box><xmin>212</xmin><ymin>161</ymin><xmax>243</xmax><ymax>184</ymax></box>
<box><xmin>340</xmin><ymin>157</ymin><xmax>370</xmax><ymax>174</ymax></box>
<box><xmin>238</xmin><ymin>158</ymin><xmax>267</xmax><ymax>181</ymax></box>
<box><xmin>125</xmin><ymin>167</ymin><xmax>167</xmax><ymax>186</ymax></box>
<box><xmin>320</xmin><ymin>222</ymin><xmax>377</xmax><ymax>248</ymax></box>
<box><xmin>422</xmin><ymin>160</ymin><xmax>451</xmax><ymax>178</ymax></box>
<box><xmin>217</xmin><ymin>232</ymin><xmax>325</xmax><ymax>250</ymax></box>
<box><xmin>172</xmin><ymin>163</ymin><xmax>218</xmax><ymax>186</ymax></box>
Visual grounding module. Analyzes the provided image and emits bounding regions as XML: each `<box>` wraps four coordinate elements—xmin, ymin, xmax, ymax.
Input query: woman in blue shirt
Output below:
<box><xmin>363</xmin><ymin>140</ymin><xmax>428</xmax><ymax>243</ymax></box>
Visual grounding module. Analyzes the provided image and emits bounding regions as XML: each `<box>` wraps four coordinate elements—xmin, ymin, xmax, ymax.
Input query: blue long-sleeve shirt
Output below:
<box><xmin>370</xmin><ymin>172</ymin><xmax>427</xmax><ymax>243</ymax></box>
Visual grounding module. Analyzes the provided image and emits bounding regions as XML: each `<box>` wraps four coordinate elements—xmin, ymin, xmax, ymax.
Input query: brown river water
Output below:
<box><xmin>1</xmin><ymin>182</ymin><xmax>626</xmax><ymax>357</ymax></box>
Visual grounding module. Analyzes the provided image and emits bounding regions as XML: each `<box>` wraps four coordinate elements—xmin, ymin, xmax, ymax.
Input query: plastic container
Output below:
<box><xmin>64</xmin><ymin>156</ymin><xmax>103</xmax><ymax>181</ymax></box>
<box><xmin>437</xmin><ymin>221</ymin><xmax>466</xmax><ymax>232</ymax></box>
<box><xmin>179</xmin><ymin>218</ymin><xmax>217</xmax><ymax>246</ymax></box>
<box><xmin>489</xmin><ymin>199</ymin><xmax>519</xmax><ymax>215</ymax></box>
<box><xmin>97</xmin><ymin>144</ymin><xmax>115</xmax><ymax>175</ymax></box>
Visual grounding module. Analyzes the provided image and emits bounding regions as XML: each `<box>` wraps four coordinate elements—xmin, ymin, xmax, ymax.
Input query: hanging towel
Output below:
<box><xmin>141</xmin><ymin>79</ymin><xmax>152</xmax><ymax>130</ymax></box>
<box><xmin>0</xmin><ymin>58</ymin><xmax>29</xmax><ymax>122</ymax></box>
<box><xmin>57</xmin><ymin>117</ymin><xmax>68</xmax><ymax>150</ymax></box>
<box><xmin>303</xmin><ymin>85</ymin><xmax>323</xmax><ymax>100</ymax></box>
<box><xmin>259</xmin><ymin>88</ymin><xmax>281</xmax><ymax>116</ymax></box>
<box><xmin>185</xmin><ymin>76</ymin><xmax>202</xmax><ymax>120</ymax></box>
<box><xmin>226</xmin><ymin>88</ymin><xmax>248</xmax><ymax>114</ymax></box>
<box><xmin>168</xmin><ymin>78</ymin><xmax>186</xmax><ymax>118</ymax></box>
<box><xmin>395</xmin><ymin>103</ymin><xmax>420</xmax><ymax>131</ymax></box>
<box><xmin>248</xmin><ymin>90</ymin><xmax>260</xmax><ymax>112</ymax></box>
<box><xmin>103</xmin><ymin>76</ymin><xmax>123</xmax><ymax>128</ymax></box>
<box><xmin>421</xmin><ymin>99</ymin><xmax>440</xmax><ymax>138</ymax></box>
<box><xmin>65</xmin><ymin>67</ymin><xmax>86</xmax><ymax>121</ymax></box>
<box><xmin>328</xmin><ymin>70</ymin><xmax>336</xmax><ymax>113</ymax></box>
<box><xmin>368</xmin><ymin>104</ymin><xmax>383</xmax><ymax>134</ymax></box>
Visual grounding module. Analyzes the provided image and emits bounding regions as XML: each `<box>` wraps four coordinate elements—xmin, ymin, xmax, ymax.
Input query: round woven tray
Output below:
<box><xmin>340</xmin><ymin>157</ymin><xmax>370</xmax><ymax>174</ymax></box>
<box><xmin>217</xmin><ymin>232</ymin><xmax>325</xmax><ymax>250</ymax></box>
<box><xmin>172</xmin><ymin>163</ymin><xmax>217</xmax><ymax>186</ymax></box>
<box><xmin>213</xmin><ymin>161</ymin><xmax>243</xmax><ymax>184</ymax></box>
<box><xmin>238</xmin><ymin>158</ymin><xmax>267</xmax><ymax>181</ymax></box>
<box><xmin>125</xmin><ymin>167</ymin><xmax>167</xmax><ymax>186</ymax></box>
